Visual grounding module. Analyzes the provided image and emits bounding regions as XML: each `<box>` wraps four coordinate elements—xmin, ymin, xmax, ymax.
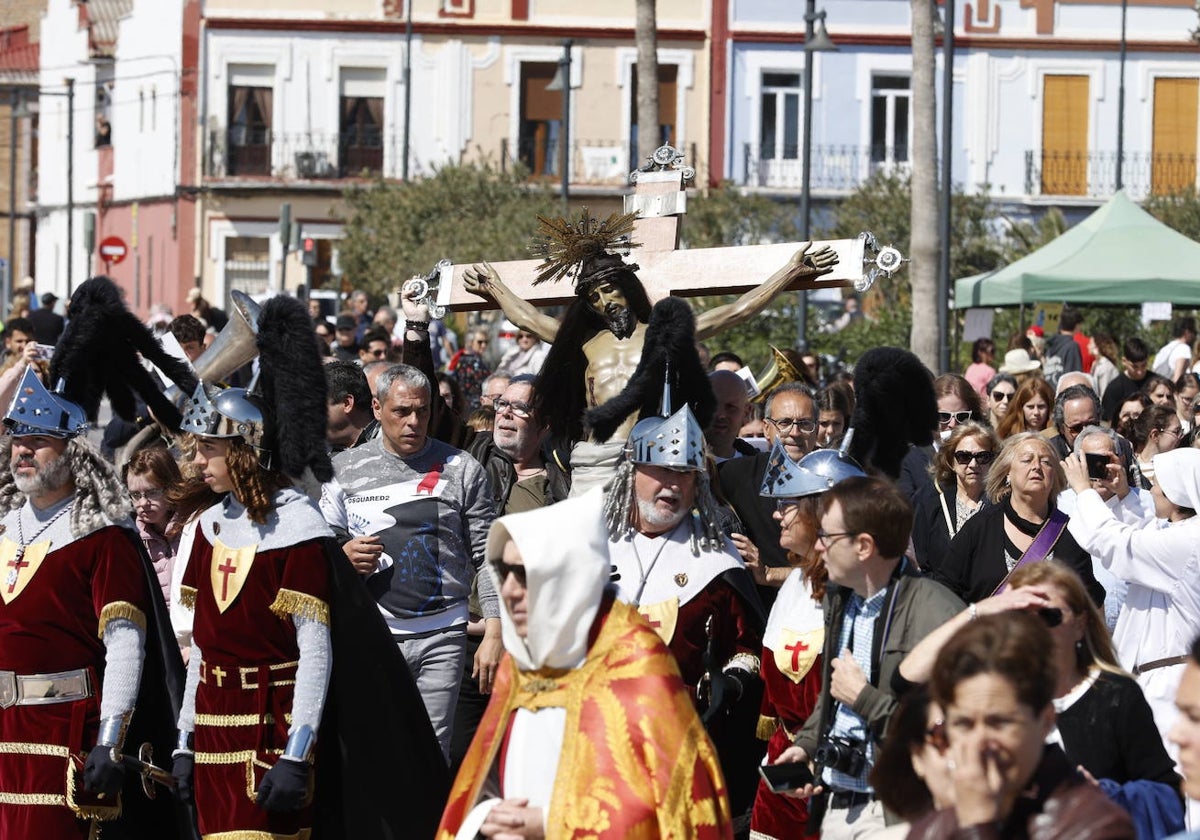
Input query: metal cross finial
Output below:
<box><xmin>629</xmin><ymin>144</ymin><xmax>696</xmax><ymax>187</ymax></box>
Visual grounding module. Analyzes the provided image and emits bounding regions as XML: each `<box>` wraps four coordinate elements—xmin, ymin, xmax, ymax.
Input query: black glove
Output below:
<box><xmin>700</xmin><ymin>668</ymin><xmax>750</xmax><ymax>725</ymax></box>
<box><xmin>172</xmin><ymin>753</ymin><xmax>195</xmax><ymax>803</ymax></box>
<box><xmin>256</xmin><ymin>758</ymin><xmax>310</xmax><ymax>812</ymax></box>
<box><xmin>83</xmin><ymin>745</ymin><xmax>125</xmax><ymax>798</ymax></box>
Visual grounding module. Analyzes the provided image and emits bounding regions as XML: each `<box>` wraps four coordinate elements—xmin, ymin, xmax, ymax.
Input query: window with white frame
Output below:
<box><xmin>339</xmin><ymin>68</ymin><xmax>386</xmax><ymax>177</ymax></box>
<box><xmin>760</xmin><ymin>72</ymin><xmax>801</xmax><ymax>161</ymax></box>
<box><xmin>870</xmin><ymin>74</ymin><xmax>910</xmax><ymax>164</ymax></box>
<box><xmin>224</xmin><ymin>236</ymin><xmax>271</xmax><ymax>296</ymax></box>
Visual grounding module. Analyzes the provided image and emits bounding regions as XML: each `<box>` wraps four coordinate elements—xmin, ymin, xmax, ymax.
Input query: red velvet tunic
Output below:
<box><xmin>181</xmin><ymin>533</ymin><xmax>330</xmax><ymax>838</ymax></box>
<box><xmin>662</xmin><ymin>577</ymin><xmax>763</xmax><ymax>692</ymax></box>
<box><xmin>0</xmin><ymin>525</ymin><xmax>149</xmax><ymax>838</ymax></box>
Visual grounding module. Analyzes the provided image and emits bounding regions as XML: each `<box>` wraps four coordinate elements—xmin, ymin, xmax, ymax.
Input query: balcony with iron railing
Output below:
<box><xmin>739</xmin><ymin>143</ymin><xmax>912</xmax><ymax>192</ymax></box>
<box><xmin>499</xmin><ymin>137</ymin><xmax>699</xmax><ymax>187</ymax></box>
<box><xmin>205</xmin><ymin>127</ymin><xmax>392</xmax><ymax>181</ymax></box>
<box><xmin>1025</xmin><ymin>150</ymin><xmax>1198</xmax><ymax>201</ymax></box>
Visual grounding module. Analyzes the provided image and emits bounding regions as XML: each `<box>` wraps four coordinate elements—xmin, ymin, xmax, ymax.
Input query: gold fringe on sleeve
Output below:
<box><xmin>269</xmin><ymin>588</ymin><xmax>330</xmax><ymax>626</ymax></box>
<box><xmin>97</xmin><ymin>601</ymin><xmax>147</xmax><ymax>638</ymax></box>
<box><xmin>756</xmin><ymin>715</ymin><xmax>778</xmax><ymax>741</ymax></box>
<box><xmin>179</xmin><ymin>585</ymin><xmax>197</xmax><ymax>611</ymax></box>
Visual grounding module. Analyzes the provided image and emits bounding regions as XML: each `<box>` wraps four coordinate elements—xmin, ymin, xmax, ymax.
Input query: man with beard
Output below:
<box><xmin>463</xmin><ymin>212</ymin><xmax>836</xmax><ymax>487</ymax></box>
<box><xmin>602</xmin><ymin>399</ymin><xmax>765</xmax><ymax>819</ymax></box>
<box><xmin>0</xmin><ymin>374</ymin><xmax>183</xmax><ymax>838</ymax></box>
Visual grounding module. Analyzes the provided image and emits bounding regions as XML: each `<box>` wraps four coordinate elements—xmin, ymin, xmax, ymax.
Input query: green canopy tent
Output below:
<box><xmin>955</xmin><ymin>191</ymin><xmax>1200</xmax><ymax>307</ymax></box>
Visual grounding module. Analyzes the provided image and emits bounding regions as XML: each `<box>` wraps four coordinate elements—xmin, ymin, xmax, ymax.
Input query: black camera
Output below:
<box><xmin>815</xmin><ymin>735</ymin><xmax>867</xmax><ymax>777</ymax></box>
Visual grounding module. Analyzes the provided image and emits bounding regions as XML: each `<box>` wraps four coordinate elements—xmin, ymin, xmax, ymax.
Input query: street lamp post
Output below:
<box><xmin>7</xmin><ymin>88</ymin><xmax>18</xmax><ymax>317</ymax></box>
<box><xmin>65</xmin><ymin>78</ymin><xmax>75</xmax><ymax>295</ymax></box>
<box><xmin>1116</xmin><ymin>0</ymin><xmax>1128</xmax><ymax>191</ymax></box>
<box><xmin>798</xmin><ymin>2</ymin><xmax>837</xmax><ymax>354</ymax></box>
<box><xmin>546</xmin><ymin>40</ymin><xmax>573</xmax><ymax>213</ymax></box>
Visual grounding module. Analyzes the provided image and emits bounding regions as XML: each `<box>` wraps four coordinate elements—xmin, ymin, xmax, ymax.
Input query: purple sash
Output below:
<box><xmin>992</xmin><ymin>508</ymin><xmax>1069</xmax><ymax>595</ymax></box>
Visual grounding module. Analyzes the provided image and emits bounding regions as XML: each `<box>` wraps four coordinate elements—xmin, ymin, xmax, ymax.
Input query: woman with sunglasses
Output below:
<box><xmin>933</xmin><ymin>433</ymin><xmax>1105</xmax><ymax>607</ymax></box>
<box><xmin>984</xmin><ymin>373</ymin><xmax>1017</xmax><ymax>429</ymax></box>
<box><xmin>912</xmin><ymin>422</ymin><xmax>999</xmax><ymax>574</ymax></box>
<box><xmin>995</xmin><ymin>377</ymin><xmax>1054</xmax><ymax>439</ymax></box>
<box><xmin>903</xmin><ymin>375</ymin><xmax>985</xmax><ymax>500</ymax></box>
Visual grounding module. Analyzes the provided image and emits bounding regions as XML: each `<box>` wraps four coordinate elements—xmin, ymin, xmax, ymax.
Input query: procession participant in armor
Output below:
<box><xmin>438</xmin><ymin>490</ymin><xmax>734</xmax><ymax>840</ymax></box>
<box><xmin>750</xmin><ymin>440</ymin><xmax>867</xmax><ymax>840</ymax></box>
<box><xmin>0</xmin><ymin>275</ymin><xmax>196</xmax><ymax>839</ymax></box>
<box><xmin>463</xmin><ymin>210</ymin><xmax>837</xmax><ymax>492</ymax></box>
<box><xmin>594</xmin><ymin>344</ymin><xmax>766</xmax><ymax>818</ymax></box>
<box><xmin>172</xmin><ymin>294</ymin><xmax>447</xmax><ymax>839</ymax></box>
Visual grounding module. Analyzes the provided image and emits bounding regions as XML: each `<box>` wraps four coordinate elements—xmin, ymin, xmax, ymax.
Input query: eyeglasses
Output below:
<box><xmin>128</xmin><ymin>488</ymin><xmax>164</xmax><ymax>502</ymax></box>
<box><xmin>1158</xmin><ymin>427</ymin><xmax>1183</xmax><ymax>439</ymax></box>
<box><xmin>953</xmin><ymin>450</ymin><xmax>996</xmax><ymax>466</ymax></box>
<box><xmin>766</xmin><ymin>417</ymin><xmax>817</xmax><ymax>435</ymax></box>
<box><xmin>365</xmin><ymin>348</ymin><xmax>387</xmax><ymax>358</ymax></box>
<box><xmin>938</xmin><ymin>410</ymin><xmax>973</xmax><ymax>426</ymax></box>
<box><xmin>775</xmin><ymin>499</ymin><xmax>800</xmax><ymax>513</ymax></box>
<box><xmin>1064</xmin><ymin>420</ymin><xmax>1098</xmax><ymax>435</ymax></box>
<box><xmin>816</xmin><ymin>529</ymin><xmax>855</xmax><ymax>546</ymax></box>
<box><xmin>491</xmin><ymin>558</ymin><xmax>527</xmax><ymax>587</ymax></box>
<box><xmin>474</xmin><ymin>339</ymin><xmax>489</xmax><ymax>346</ymax></box>
<box><xmin>494</xmin><ymin>398</ymin><xmax>533</xmax><ymax>419</ymax></box>
<box><xmin>991</xmin><ymin>390</ymin><xmax>1014</xmax><ymax>402</ymax></box>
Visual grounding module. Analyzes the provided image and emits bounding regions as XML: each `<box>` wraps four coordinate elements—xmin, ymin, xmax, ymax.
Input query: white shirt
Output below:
<box><xmin>1154</xmin><ymin>339</ymin><xmax>1191</xmax><ymax>378</ymax></box>
<box><xmin>1067</xmin><ymin>489</ymin><xmax>1200</xmax><ymax>754</ymax></box>
<box><xmin>608</xmin><ymin>523</ymin><xmax>743</xmax><ymax>608</ymax></box>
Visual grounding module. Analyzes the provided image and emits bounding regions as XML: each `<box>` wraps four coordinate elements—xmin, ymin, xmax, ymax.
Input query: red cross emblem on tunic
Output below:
<box><xmin>210</xmin><ymin>539</ymin><xmax>258</xmax><ymax>614</ymax></box>
<box><xmin>775</xmin><ymin>627</ymin><xmax>823</xmax><ymax>683</ymax></box>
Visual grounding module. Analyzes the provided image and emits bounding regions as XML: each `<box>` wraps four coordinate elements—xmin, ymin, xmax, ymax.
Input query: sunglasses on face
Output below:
<box><xmin>938</xmin><ymin>410</ymin><xmax>973</xmax><ymax>426</ymax></box>
<box><xmin>491</xmin><ymin>558</ymin><xmax>527</xmax><ymax>587</ymax></box>
<box><xmin>953</xmin><ymin>449</ymin><xmax>995</xmax><ymax>466</ymax></box>
<box><xmin>1037</xmin><ymin>606</ymin><xmax>1063</xmax><ymax>627</ymax></box>
<box><xmin>991</xmin><ymin>390</ymin><xmax>1014</xmax><ymax>402</ymax></box>
<box><xmin>128</xmin><ymin>488</ymin><xmax>164</xmax><ymax>502</ymax></box>
<box><xmin>1064</xmin><ymin>420</ymin><xmax>1098</xmax><ymax>435</ymax></box>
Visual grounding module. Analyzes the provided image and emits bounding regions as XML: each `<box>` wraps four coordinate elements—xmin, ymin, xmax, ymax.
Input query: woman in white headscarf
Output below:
<box><xmin>1064</xmin><ymin>446</ymin><xmax>1200</xmax><ymax>759</ymax></box>
<box><xmin>437</xmin><ymin>490</ymin><xmax>733</xmax><ymax>840</ymax></box>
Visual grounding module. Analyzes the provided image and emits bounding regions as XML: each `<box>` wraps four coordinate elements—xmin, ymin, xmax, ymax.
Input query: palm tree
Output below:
<box><xmin>635</xmin><ymin>0</ymin><xmax>661</xmax><ymax>168</ymax></box>
<box><xmin>909</xmin><ymin>0</ymin><xmax>940</xmax><ymax>369</ymax></box>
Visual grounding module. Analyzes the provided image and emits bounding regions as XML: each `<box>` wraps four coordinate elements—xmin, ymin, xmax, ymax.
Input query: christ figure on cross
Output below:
<box><xmin>464</xmin><ymin>233</ymin><xmax>835</xmax><ymax>458</ymax></box>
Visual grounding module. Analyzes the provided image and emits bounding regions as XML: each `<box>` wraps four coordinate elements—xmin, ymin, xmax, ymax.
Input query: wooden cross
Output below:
<box><xmin>434</xmin><ymin>145</ymin><xmax>899</xmax><ymax>312</ymax></box>
<box><xmin>217</xmin><ymin>555</ymin><xmax>238</xmax><ymax>602</ymax></box>
<box><xmin>783</xmin><ymin>638</ymin><xmax>810</xmax><ymax>673</ymax></box>
<box><xmin>5</xmin><ymin>549</ymin><xmax>27</xmax><ymax>594</ymax></box>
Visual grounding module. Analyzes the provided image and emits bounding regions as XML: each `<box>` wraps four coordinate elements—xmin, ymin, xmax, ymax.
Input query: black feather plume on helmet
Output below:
<box><xmin>254</xmin><ymin>295</ymin><xmax>333</xmax><ymax>482</ymax></box>
<box><xmin>845</xmin><ymin>346</ymin><xmax>936</xmax><ymax>479</ymax></box>
<box><xmin>584</xmin><ymin>296</ymin><xmax>714</xmax><ymax>443</ymax></box>
<box><xmin>48</xmin><ymin>276</ymin><xmax>199</xmax><ymax>430</ymax></box>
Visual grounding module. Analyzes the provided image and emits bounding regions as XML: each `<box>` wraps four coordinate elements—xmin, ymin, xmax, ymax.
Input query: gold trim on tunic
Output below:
<box><xmin>269</xmin><ymin>589</ymin><xmax>329</xmax><ymax>626</ymax></box>
<box><xmin>0</xmin><ymin>741</ymin><xmax>71</xmax><ymax>756</ymax></box>
<box><xmin>97</xmin><ymin>600</ymin><xmax>147</xmax><ymax>638</ymax></box>
<box><xmin>194</xmin><ymin>713</ymin><xmax>291</xmax><ymax>727</ymax></box>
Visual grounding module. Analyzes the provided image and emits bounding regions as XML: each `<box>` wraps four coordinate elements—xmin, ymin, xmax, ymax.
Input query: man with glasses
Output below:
<box><xmin>1049</xmin><ymin>384</ymin><xmax>1135</xmax><ymax>474</ymax></box>
<box><xmin>774</xmin><ymin>477</ymin><xmax>963</xmax><ymax>838</ymax></box>
<box><xmin>719</xmin><ymin>383</ymin><xmax>820</xmax><ymax>586</ymax></box>
<box><xmin>1102</xmin><ymin>337</ymin><xmax>1152</xmax><ymax>423</ymax></box>
<box><xmin>357</xmin><ymin>327</ymin><xmax>392</xmax><ymax>366</ymax></box>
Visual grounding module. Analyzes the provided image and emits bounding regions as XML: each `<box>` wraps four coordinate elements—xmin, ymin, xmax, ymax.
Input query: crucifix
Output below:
<box><xmin>5</xmin><ymin>551</ymin><xmax>28</xmax><ymax>594</ymax></box>
<box><xmin>434</xmin><ymin>145</ymin><xmax>902</xmax><ymax>318</ymax></box>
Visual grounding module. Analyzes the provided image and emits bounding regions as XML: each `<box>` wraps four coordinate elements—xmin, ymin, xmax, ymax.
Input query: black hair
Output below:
<box><xmin>325</xmin><ymin>360</ymin><xmax>371</xmax><ymax>409</ymax></box>
<box><xmin>709</xmin><ymin>351</ymin><xmax>745</xmax><ymax>370</ymax></box>
<box><xmin>1123</xmin><ymin>336</ymin><xmax>1150</xmax><ymax>363</ymax></box>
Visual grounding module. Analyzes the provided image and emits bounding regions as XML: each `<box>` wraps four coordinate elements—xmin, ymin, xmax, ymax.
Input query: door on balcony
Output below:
<box><xmin>518</xmin><ymin>62</ymin><xmax>562</xmax><ymax>178</ymax></box>
<box><xmin>871</xmin><ymin>74</ymin><xmax>910</xmax><ymax>172</ymax></box>
<box><xmin>629</xmin><ymin>64</ymin><xmax>678</xmax><ymax>172</ymax></box>
<box><xmin>1041</xmin><ymin>75</ymin><xmax>1089</xmax><ymax>196</ymax></box>
<box><xmin>759</xmin><ymin>72</ymin><xmax>801</xmax><ymax>187</ymax></box>
<box><xmin>226</xmin><ymin>66</ymin><xmax>273</xmax><ymax>177</ymax></box>
<box><xmin>1152</xmin><ymin>77</ymin><xmax>1198</xmax><ymax>196</ymax></box>
<box><xmin>340</xmin><ymin>68</ymin><xmax>385</xmax><ymax>178</ymax></box>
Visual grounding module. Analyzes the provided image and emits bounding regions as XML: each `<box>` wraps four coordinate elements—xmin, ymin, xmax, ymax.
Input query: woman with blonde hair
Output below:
<box><xmin>995</xmin><ymin>376</ymin><xmax>1054</xmax><ymax>438</ymax></box>
<box><xmin>933</xmin><ymin>433</ymin><xmax>1104</xmax><ymax>606</ymax></box>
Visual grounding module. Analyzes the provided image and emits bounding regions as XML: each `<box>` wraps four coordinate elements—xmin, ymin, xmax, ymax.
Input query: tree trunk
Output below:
<box><xmin>636</xmin><ymin>0</ymin><xmax>661</xmax><ymax>167</ymax></box>
<box><xmin>909</xmin><ymin>0</ymin><xmax>941</xmax><ymax>370</ymax></box>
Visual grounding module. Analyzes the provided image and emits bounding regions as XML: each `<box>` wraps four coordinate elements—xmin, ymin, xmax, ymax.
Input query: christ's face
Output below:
<box><xmin>584</xmin><ymin>280</ymin><xmax>636</xmax><ymax>339</ymax></box>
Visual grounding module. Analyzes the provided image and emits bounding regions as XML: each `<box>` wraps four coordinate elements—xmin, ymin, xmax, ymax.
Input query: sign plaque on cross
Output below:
<box><xmin>434</xmin><ymin>145</ymin><xmax>902</xmax><ymax>312</ymax></box>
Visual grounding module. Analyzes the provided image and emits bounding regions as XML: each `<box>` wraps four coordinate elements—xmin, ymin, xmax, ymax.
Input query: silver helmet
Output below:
<box><xmin>626</xmin><ymin>404</ymin><xmax>706</xmax><ymax>471</ymax></box>
<box><xmin>179</xmin><ymin>382</ymin><xmax>267</xmax><ymax>452</ymax></box>
<box><xmin>759</xmin><ymin>431</ymin><xmax>866</xmax><ymax>499</ymax></box>
<box><xmin>3</xmin><ymin>368</ymin><xmax>88</xmax><ymax>438</ymax></box>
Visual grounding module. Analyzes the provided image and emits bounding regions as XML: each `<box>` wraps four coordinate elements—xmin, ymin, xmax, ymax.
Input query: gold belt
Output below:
<box><xmin>199</xmin><ymin>660</ymin><xmax>299</xmax><ymax>690</ymax></box>
<box><xmin>0</xmin><ymin>668</ymin><xmax>92</xmax><ymax>709</ymax></box>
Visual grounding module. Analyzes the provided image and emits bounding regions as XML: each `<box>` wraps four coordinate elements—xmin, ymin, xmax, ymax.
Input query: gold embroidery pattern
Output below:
<box><xmin>194</xmin><ymin>713</ymin><xmax>291</xmax><ymax>727</ymax></box>
<box><xmin>179</xmin><ymin>585</ymin><xmax>197</xmax><ymax>611</ymax></box>
<box><xmin>0</xmin><ymin>742</ymin><xmax>70</xmax><ymax>756</ymax></box>
<box><xmin>0</xmin><ymin>792</ymin><xmax>66</xmax><ymax>805</ymax></box>
<box><xmin>268</xmin><ymin>589</ymin><xmax>330</xmax><ymax>626</ymax></box>
<box><xmin>195</xmin><ymin>749</ymin><xmax>283</xmax><ymax>766</ymax></box>
<box><xmin>756</xmin><ymin>714</ymin><xmax>778</xmax><ymax>741</ymax></box>
<box><xmin>97</xmin><ymin>600</ymin><xmax>147</xmax><ymax>638</ymax></box>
